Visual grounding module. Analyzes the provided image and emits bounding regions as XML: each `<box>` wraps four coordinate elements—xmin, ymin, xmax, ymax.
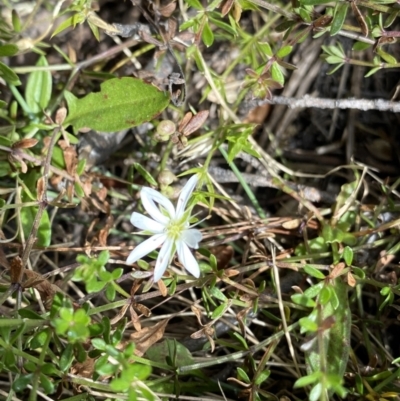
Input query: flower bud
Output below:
<box><xmin>155</xmin><ymin>120</ymin><xmax>176</xmax><ymax>142</ymax></box>
<box><xmin>158</xmin><ymin>169</ymin><xmax>176</xmax><ymax>188</ymax></box>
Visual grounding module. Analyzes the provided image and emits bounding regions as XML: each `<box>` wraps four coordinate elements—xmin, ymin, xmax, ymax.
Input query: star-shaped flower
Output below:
<box><xmin>126</xmin><ymin>175</ymin><xmax>202</xmax><ymax>282</ymax></box>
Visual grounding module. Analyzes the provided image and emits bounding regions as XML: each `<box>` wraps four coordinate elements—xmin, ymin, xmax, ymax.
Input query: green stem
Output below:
<box><xmin>218</xmin><ymin>146</ymin><xmax>266</xmax><ymax>218</ymax></box>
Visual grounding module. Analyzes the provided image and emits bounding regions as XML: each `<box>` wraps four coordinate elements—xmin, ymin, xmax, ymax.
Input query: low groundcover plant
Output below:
<box><xmin>126</xmin><ymin>175</ymin><xmax>202</xmax><ymax>281</ymax></box>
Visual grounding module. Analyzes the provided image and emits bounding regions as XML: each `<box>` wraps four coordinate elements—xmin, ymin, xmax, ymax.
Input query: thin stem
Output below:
<box><xmin>219</xmin><ymin>146</ymin><xmax>266</xmax><ymax>219</ymax></box>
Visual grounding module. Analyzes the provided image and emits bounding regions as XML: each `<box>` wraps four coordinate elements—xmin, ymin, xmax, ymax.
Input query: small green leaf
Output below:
<box><xmin>60</xmin><ymin>344</ymin><xmax>74</xmax><ymax>372</ymax></box>
<box><xmin>0</xmin><ymin>61</ymin><xmax>21</xmax><ymax>85</ymax></box>
<box><xmin>202</xmin><ymin>20</ymin><xmax>214</xmax><ymax>47</ymax></box>
<box><xmin>134</xmin><ymin>163</ymin><xmax>158</xmax><ymax>186</ymax></box>
<box><xmin>270</xmin><ymin>62</ymin><xmax>284</xmax><ymax>85</ymax></box>
<box><xmin>64</xmin><ymin>77</ymin><xmax>170</xmax><ymax>132</ymax></box>
<box><xmin>376</xmin><ymin>48</ymin><xmax>397</xmax><ymax>64</ymax></box>
<box><xmin>304</xmin><ymin>264</ymin><xmax>326</xmax><ymax>279</ymax></box>
<box><xmin>147</xmin><ymin>339</ymin><xmax>194</xmax><ymax>367</ymax></box>
<box><xmin>255</xmin><ymin>369</ymin><xmax>270</xmax><ymax>385</ymax></box>
<box><xmin>294</xmin><ymin>371</ymin><xmax>321</xmax><ymax>387</ymax></box>
<box><xmin>291</xmin><ymin>293</ymin><xmax>316</xmax><ymax>307</ymax></box>
<box><xmin>0</xmin><ymin>44</ymin><xmax>19</xmax><ymax>57</ymax></box>
<box><xmin>299</xmin><ymin>317</ymin><xmax>318</xmax><ymax>332</ymax></box>
<box><xmin>300</xmin><ymin>0</ymin><xmax>329</xmax><ymax>4</ymax></box>
<box><xmin>364</xmin><ymin>66</ymin><xmax>381</xmax><ymax>77</ymax></box>
<box><xmin>209</xmin><ymin>286</ymin><xmax>228</xmax><ymax>302</ymax></box>
<box><xmin>211</xmin><ymin>302</ymin><xmax>229</xmax><ymax>319</ymax></box>
<box><xmin>26</xmin><ymin>56</ymin><xmax>52</xmax><ymax>113</ymax></box>
<box><xmin>237</xmin><ymin>367</ymin><xmax>250</xmax><ymax>383</ymax></box>
<box><xmin>342</xmin><ymin>246</ymin><xmax>353</xmax><ymax>265</ymax></box>
<box><xmin>330</xmin><ymin>3</ymin><xmax>349</xmax><ymax>36</ymax></box>
<box><xmin>40</xmin><ymin>373</ymin><xmax>55</xmax><ymax>394</ymax></box>
<box><xmin>52</xmin><ymin>13</ymin><xmax>85</xmax><ymax>37</ymax></box>
<box><xmin>12</xmin><ymin>374</ymin><xmax>33</xmax><ymax>392</ymax></box>
<box><xmin>20</xmin><ymin>207</ymin><xmax>51</xmax><ymax>247</ymax></box>
<box><xmin>185</xmin><ymin>0</ymin><xmax>203</xmax><ymax>9</ymax></box>
<box><xmin>353</xmin><ymin>41</ymin><xmax>371</xmax><ymax>51</ymax></box>
<box><xmin>277</xmin><ymin>45</ymin><xmax>293</xmax><ymax>58</ymax></box>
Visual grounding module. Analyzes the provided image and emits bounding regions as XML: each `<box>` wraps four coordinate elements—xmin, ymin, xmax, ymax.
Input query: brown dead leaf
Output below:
<box><xmin>12</xmin><ymin>138</ymin><xmax>38</xmax><ymax>149</ymax></box>
<box><xmin>157</xmin><ymin>279</ymin><xmax>168</xmax><ymax>297</ymax></box>
<box><xmin>10</xmin><ymin>256</ymin><xmax>23</xmax><ymax>284</ymax></box>
<box><xmin>23</xmin><ymin>269</ymin><xmax>59</xmax><ymax>307</ymax></box>
<box><xmin>347</xmin><ymin>272</ymin><xmax>356</xmax><ymax>287</ymax></box>
<box><xmin>110</xmin><ymin>303</ymin><xmax>130</xmax><ymax>325</ymax></box>
<box><xmin>55</xmin><ymin>107</ymin><xmax>67</xmax><ymax>125</ymax></box>
<box><xmin>37</xmin><ymin>177</ymin><xmax>45</xmax><ymax>200</ymax></box>
<box><xmin>71</xmin><ymin>358</ymin><xmax>95</xmax><ymax>378</ymax></box>
<box><xmin>130</xmin><ymin>319</ymin><xmax>169</xmax><ymax>356</ymax></box>
<box><xmin>209</xmin><ymin>245</ymin><xmax>233</xmax><ymax>270</ymax></box>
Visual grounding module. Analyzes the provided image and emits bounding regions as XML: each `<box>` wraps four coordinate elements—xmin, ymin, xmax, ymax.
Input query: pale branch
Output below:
<box><xmin>250</xmin><ymin>95</ymin><xmax>400</xmax><ymax>112</ymax></box>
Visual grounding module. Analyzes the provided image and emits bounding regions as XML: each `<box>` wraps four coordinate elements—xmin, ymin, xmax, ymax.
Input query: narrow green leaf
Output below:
<box><xmin>185</xmin><ymin>0</ymin><xmax>203</xmax><ymax>9</ymax></box>
<box><xmin>330</xmin><ymin>3</ymin><xmax>349</xmax><ymax>36</ymax></box>
<box><xmin>52</xmin><ymin>13</ymin><xmax>85</xmax><ymax>37</ymax></box>
<box><xmin>134</xmin><ymin>163</ymin><xmax>158</xmax><ymax>186</ymax></box>
<box><xmin>300</xmin><ymin>0</ymin><xmax>329</xmax><ymax>4</ymax></box>
<box><xmin>26</xmin><ymin>56</ymin><xmax>52</xmax><ymax>114</ymax></box>
<box><xmin>304</xmin><ymin>264</ymin><xmax>326</xmax><ymax>279</ymax></box>
<box><xmin>0</xmin><ymin>61</ymin><xmax>21</xmax><ymax>85</ymax></box>
<box><xmin>277</xmin><ymin>45</ymin><xmax>293</xmax><ymax>58</ymax></box>
<box><xmin>64</xmin><ymin>77</ymin><xmax>170</xmax><ymax>132</ymax></box>
<box><xmin>270</xmin><ymin>62</ymin><xmax>284</xmax><ymax>85</ymax></box>
<box><xmin>237</xmin><ymin>367</ymin><xmax>250</xmax><ymax>383</ymax></box>
<box><xmin>211</xmin><ymin>302</ymin><xmax>229</xmax><ymax>319</ymax></box>
<box><xmin>202</xmin><ymin>20</ymin><xmax>214</xmax><ymax>47</ymax></box>
<box><xmin>0</xmin><ymin>44</ymin><xmax>19</xmax><ymax>57</ymax></box>
<box><xmin>294</xmin><ymin>371</ymin><xmax>321</xmax><ymax>388</ymax></box>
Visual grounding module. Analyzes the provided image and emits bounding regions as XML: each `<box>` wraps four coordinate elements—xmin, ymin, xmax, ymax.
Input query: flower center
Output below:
<box><xmin>166</xmin><ymin>218</ymin><xmax>186</xmax><ymax>241</ymax></box>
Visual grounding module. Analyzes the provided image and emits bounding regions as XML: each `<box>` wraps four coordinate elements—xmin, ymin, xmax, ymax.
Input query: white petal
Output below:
<box><xmin>176</xmin><ymin>240</ymin><xmax>200</xmax><ymax>278</ymax></box>
<box><xmin>181</xmin><ymin>229</ymin><xmax>202</xmax><ymax>249</ymax></box>
<box><xmin>141</xmin><ymin>187</ymin><xmax>176</xmax><ymax>224</ymax></box>
<box><xmin>175</xmin><ymin>175</ymin><xmax>198</xmax><ymax>217</ymax></box>
<box><xmin>126</xmin><ymin>234</ymin><xmax>166</xmax><ymax>264</ymax></box>
<box><xmin>153</xmin><ymin>238</ymin><xmax>174</xmax><ymax>282</ymax></box>
<box><xmin>130</xmin><ymin>212</ymin><xmax>165</xmax><ymax>233</ymax></box>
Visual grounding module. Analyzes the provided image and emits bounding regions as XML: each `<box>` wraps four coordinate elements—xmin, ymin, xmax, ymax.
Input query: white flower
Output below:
<box><xmin>126</xmin><ymin>175</ymin><xmax>202</xmax><ymax>282</ymax></box>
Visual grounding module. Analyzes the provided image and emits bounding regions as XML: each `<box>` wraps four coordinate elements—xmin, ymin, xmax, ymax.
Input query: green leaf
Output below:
<box><xmin>202</xmin><ymin>20</ymin><xmax>214</xmax><ymax>47</ymax></box>
<box><xmin>52</xmin><ymin>13</ymin><xmax>85</xmax><ymax>37</ymax></box>
<box><xmin>185</xmin><ymin>0</ymin><xmax>203</xmax><ymax>9</ymax></box>
<box><xmin>237</xmin><ymin>367</ymin><xmax>250</xmax><ymax>383</ymax></box>
<box><xmin>12</xmin><ymin>374</ymin><xmax>33</xmax><ymax>392</ymax></box>
<box><xmin>26</xmin><ymin>56</ymin><xmax>52</xmax><ymax>114</ymax></box>
<box><xmin>342</xmin><ymin>246</ymin><xmax>353</xmax><ymax>265</ymax></box>
<box><xmin>20</xmin><ymin>207</ymin><xmax>51</xmax><ymax>247</ymax></box>
<box><xmin>146</xmin><ymin>339</ymin><xmax>194</xmax><ymax>367</ymax></box>
<box><xmin>0</xmin><ymin>44</ymin><xmax>19</xmax><ymax>57</ymax></box>
<box><xmin>64</xmin><ymin>77</ymin><xmax>170</xmax><ymax>132</ymax></box>
<box><xmin>294</xmin><ymin>371</ymin><xmax>321</xmax><ymax>387</ymax></box>
<box><xmin>133</xmin><ymin>163</ymin><xmax>158</xmax><ymax>186</ymax></box>
<box><xmin>303</xmin><ymin>264</ymin><xmax>326</xmax><ymax>279</ymax></box>
<box><xmin>291</xmin><ymin>293</ymin><xmax>316</xmax><ymax>307</ymax></box>
<box><xmin>299</xmin><ymin>317</ymin><xmax>318</xmax><ymax>332</ymax></box>
<box><xmin>330</xmin><ymin>3</ymin><xmax>349</xmax><ymax>36</ymax></box>
<box><xmin>353</xmin><ymin>41</ymin><xmax>372</xmax><ymax>51</ymax></box>
<box><xmin>270</xmin><ymin>62</ymin><xmax>284</xmax><ymax>85</ymax></box>
<box><xmin>376</xmin><ymin>48</ymin><xmax>397</xmax><ymax>64</ymax></box>
<box><xmin>0</xmin><ymin>61</ymin><xmax>21</xmax><ymax>85</ymax></box>
<box><xmin>60</xmin><ymin>344</ymin><xmax>74</xmax><ymax>372</ymax></box>
<box><xmin>300</xmin><ymin>0</ymin><xmax>329</xmax><ymax>4</ymax></box>
<box><xmin>40</xmin><ymin>373</ymin><xmax>55</xmax><ymax>394</ymax></box>
<box><xmin>277</xmin><ymin>45</ymin><xmax>293</xmax><ymax>58</ymax></box>
<box><xmin>211</xmin><ymin>302</ymin><xmax>229</xmax><ymax>319</ymax></box>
